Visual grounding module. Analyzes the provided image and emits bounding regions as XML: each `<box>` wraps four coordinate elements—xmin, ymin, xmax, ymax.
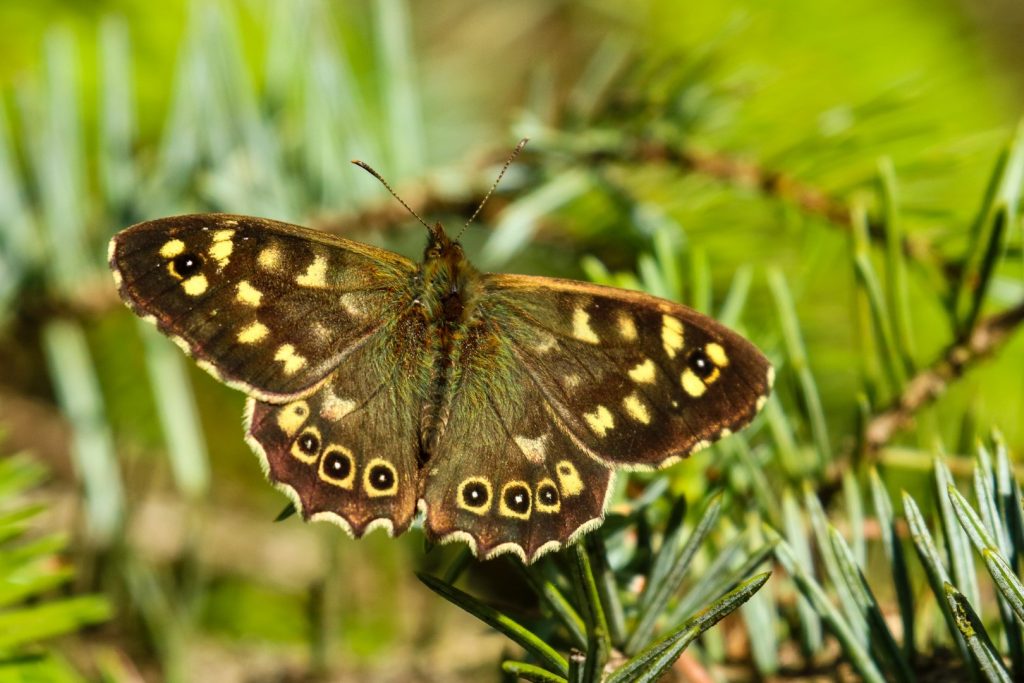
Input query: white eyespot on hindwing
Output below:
<box><xmin>319</xmin><ymin>444</ymin><xmax>356</xmax><ymax>488</ymax></box>
<box><xmin>535</xmin><ymin>478</ymin><xmax>561</xmax><ymax>513</ymax></box>
<box><xmin>498</xmin><ymin>481</ymin><xmax>532</xmax><ymax>519</ymax></box>
<box><xmin>457</xmin><ymin>477</ymin><xmax>493</xmax><ymax>515</ymax></box>
<box><xmin>291</xmin><ymin>426</ymin><xmax>322</xmax><ymax>464</ymax></box>
<box><xmin>363</xmin><ymin>458</ymin><xmax>398</xmax><ymax>497</ymax></box>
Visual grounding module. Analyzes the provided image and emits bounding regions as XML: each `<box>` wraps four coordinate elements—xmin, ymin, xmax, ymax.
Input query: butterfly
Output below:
<box><xmin>108</xmin><ymin>167</ymin><xmax>772</xmax><ymax>564</ymax></box>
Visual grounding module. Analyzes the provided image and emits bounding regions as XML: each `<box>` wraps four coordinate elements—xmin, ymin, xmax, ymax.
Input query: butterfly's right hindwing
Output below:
<box><xmin>109</xmin><ymin>213</ymin><xmax>417</xmax><ymax>402</ymax></box>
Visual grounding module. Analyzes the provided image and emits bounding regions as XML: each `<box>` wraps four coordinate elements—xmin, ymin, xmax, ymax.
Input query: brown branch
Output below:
<box><xmin>864</xmin><ymin>298</ymin><xmax>1024</xmax><ymax>451</ymax></box>
<box><xmin>621</xmin><ymin>141</ymin><xmax>942</xmax><ymax>267</ymax></box>
<box><xmin>818</xmin><ymin>298</ymin><xmax>1024</xmax><ymax>502</ymax></box>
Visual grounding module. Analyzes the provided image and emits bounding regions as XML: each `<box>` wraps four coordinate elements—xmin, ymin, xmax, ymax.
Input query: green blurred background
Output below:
<box><xmin>1</xmin><ymin>0</ymin><xmax>1023</xmax><ymax>681</ymax></box>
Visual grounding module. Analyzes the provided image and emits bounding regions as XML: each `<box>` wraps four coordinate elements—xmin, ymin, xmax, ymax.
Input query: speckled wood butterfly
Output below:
<box><xmin>109</xmin><ymin>166</ymin><xmax>772</xmax><ymax>563</ymax></box>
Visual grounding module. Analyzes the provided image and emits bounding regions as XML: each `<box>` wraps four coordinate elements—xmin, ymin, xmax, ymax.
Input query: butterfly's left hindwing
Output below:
<box><xmin>109</xmin><ymin>214</ymin><xmax>417</xmax><ymax>401</ymax></box>
<box><xmin>245</xmin><ymin>312</ymin><xmax>429</xmax><ymax>537</ymax></box>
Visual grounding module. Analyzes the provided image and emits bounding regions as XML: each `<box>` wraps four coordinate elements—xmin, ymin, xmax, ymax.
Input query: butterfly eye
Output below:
<box><xmin>687</xmin><ymin>349</ymin><xmax>715</xmax><ymax>379</ymax></box>
<box><xmin>170</xmin><ymin>252</ymin><xmax>204</xmax><ymax>279</ymax></box>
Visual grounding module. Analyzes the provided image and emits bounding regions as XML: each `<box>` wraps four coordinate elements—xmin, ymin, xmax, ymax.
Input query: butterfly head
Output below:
<box><xmin>425</xmin><ymin>222</ymin><xmax>463</xmax><ymax>260</ymax></box>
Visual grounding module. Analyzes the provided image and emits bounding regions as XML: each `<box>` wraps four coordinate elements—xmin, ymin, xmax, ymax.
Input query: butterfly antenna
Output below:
<box><xmin>351</xmin><ymin>159</ymin><xmax>435</xmax><ymax>234</ymax></box>
<box><xmin>454</xmin><ymin>137</ymin><xmax>529</xmax><ymax>241</ymax></box>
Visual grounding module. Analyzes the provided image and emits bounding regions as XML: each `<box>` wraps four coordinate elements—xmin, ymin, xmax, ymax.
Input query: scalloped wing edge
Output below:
<box><xmin>244</xmin><ymin>399</ymin><xmax>619</xmax><ymax>563</ymax></box>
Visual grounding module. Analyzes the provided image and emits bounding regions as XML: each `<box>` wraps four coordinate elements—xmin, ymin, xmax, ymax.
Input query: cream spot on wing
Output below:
<box><xmin>296</xmin><ymin>255</ymin><xmax>328</xmax><ymax>287</ymax></box>
<box><xmin>705</xmin><ymin>342</ymin><xmax>729</xmax><ymax>367</ymax></box>
<box><xmin>681</xmin><ymin>369</ymin><xmax>707</xmax><ymax>397</ymax></box>
<box><xmin>628</xmin><ymin>358</ymin><xmax>656</xmax><ymax>384</ymax></box>
<box><xmin>514</xmin><ymin>434</ymin><xmax>548</xmax><ymax>464</ymax></box>
<box><xmin>182</xmin><ymin>275</ymin><xmax>208</xmax><ymax>296</ymax></box>
<box><xmin>310</xmin><ymin>322</ymin><xmax>331</xmax><ymax>340</ymax></box>
<box><xmin>208</xmin><ymin>229</ymin><xmax>235</xmax><ymax>268</ymax></box>
<box><xmin>623</xmin><ymin>392</ymin><xmax>651</xmax><ymax>424</ymax></box>
<box><xmin>555</xmin><ymin>461</ymin><xmax>584</xmax><ymax>496</ymax></box>
<box><xmin>160</xmin><ymin>239</ymin><xmax>185</xmax><ymax>258</ymax></box>
<box><xmin>339</xmin><ymin>293</ymin><xmax>363</xmax><ymax>317</ymax></box>
<box><xmin>766</xmin><ymin>366</ymin><xmax>776</xmax><ymax>388</ymax></box>
<box><xmin>236</xmin><ymin>281</ymin><xmax>263</xmax><ymax>306</ymax></box>
<box><xmin>617</xmin><ymin>312</ymin><xmax>638</xmax><ymax>341</ymax></box>
<box><xmin>720</xmin><ymin>428</ymin><xmax>732</xmax><ymax>438</ymax></box>
<box><xmin>756</xmin><ymin>395</ymin><xmax>768</xmax><ymax>411</ymax></box>
<box><xmin>661</xmin><ymin>315</ymin><xmax>685</xmax><ymax>358</ymax></box>
<box><xmin>563</xmin><ymin>373</ymin><xmax>582</xmax><ymax>389</ymax></box>
<box><xmin>691</xmin><ymin>440</ymin><xmax>711</xmax><ymax>453</ymax></box>
<box><xmin>583</xmin><ymin>405</ymin><xmax>615</xmax><ymax>437</ymax></box>
<box><xmin>237</xmin><ymin>321</ymin><xmax>269</xmax><ymax>344</ymax></box>
<box><xmin>274</xmin><ymin>344</ymin><xmax>307</xmax><ymax>376</ymax></box>
<box><xmin>258</xmin><ymin>247</ymin><xmax>281</xmax><ymax>270</ymax></box>
<box><xmin>320</xmin><ymin>391</ymin><xmax>356</xmax><ymax>421</ymax></box>
<box><xmin>112</xmin><ymin>269</ymin><xmax>123</xmax><ymax>287</ymax></box>
<box><xmin>534</xmin><ymin>332</ymin><xmax>558</xmax><ymax>353</ymax></box>
<box><xmin>276</xmin><ymin>400</ymin><xmax>309</xmax><ymax>437</ymax></box>
<box><xmin>572</xmin><ymin>307</ymin><xmax>600</xmax><ymax>344</ymax></box>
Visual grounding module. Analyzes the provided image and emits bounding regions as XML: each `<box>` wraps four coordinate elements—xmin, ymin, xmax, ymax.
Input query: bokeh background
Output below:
<box><xmin>1</xmin><ymin>0</ymin><xmax>1023</xmax><ymax>681</ymax></box>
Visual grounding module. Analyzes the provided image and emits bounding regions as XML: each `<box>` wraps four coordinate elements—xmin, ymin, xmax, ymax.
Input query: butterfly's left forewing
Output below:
<box><xmin>109</xmin><ymin>214</ymin><xmax>417</xmax><ymax>402</ymax></box>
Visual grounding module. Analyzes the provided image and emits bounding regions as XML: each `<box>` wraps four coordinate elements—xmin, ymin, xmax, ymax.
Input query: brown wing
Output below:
<box><xmin>109</xmin><ymin>213</ymin><xmax>417</xmax><ymax>402</ymax></box>
<box><xmin>471</xmin><ymin>274</ymin><xmax>773</xmax><ymax>469</ymax></box>
<box><xmin>420</xmin><ymin>273</ymin><xmax>770</xmax><ymax>563</ymax></box>
<box><xmin>245</xmin><ymin>306</ymin><xmax>430</xmax><ymax>537</ymax></box>
<box><xmin>420</xmin><ymin>310</ymin><xmax>614</xmax><ymax>563</ymax></box>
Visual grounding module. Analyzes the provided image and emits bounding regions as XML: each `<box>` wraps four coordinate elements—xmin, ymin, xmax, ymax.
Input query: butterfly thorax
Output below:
<box><xmin>417</xmin><ymin>224</ymin><xmax>481</xmax><ymax>460</ymax></box>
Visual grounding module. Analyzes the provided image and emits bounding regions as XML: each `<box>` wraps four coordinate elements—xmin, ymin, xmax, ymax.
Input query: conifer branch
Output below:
<box><xmin>864</xmin><ymin>298</ymin><xmax>1024</xmax><ymax>451</ymax></box>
